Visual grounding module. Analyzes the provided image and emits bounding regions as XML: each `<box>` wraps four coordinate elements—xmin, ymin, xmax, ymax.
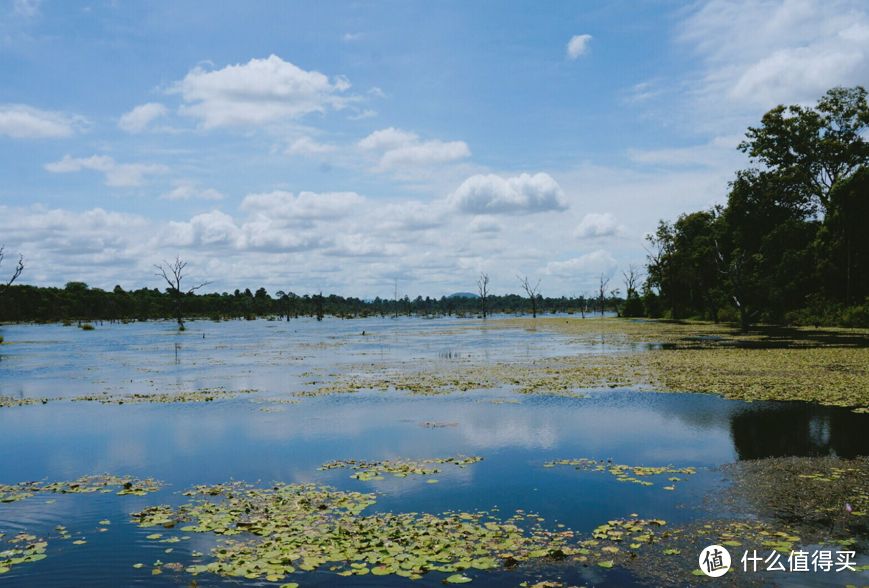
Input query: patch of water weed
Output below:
<box><xmin>0</xmin><ymin>474</ymin><xmax>166</xmax><ymax>503</ymax></box>
<box><xmin>131</xmin><ymin>481</ymin><xmax>576</xmax><ymax>584</ymax></box>
<box><xmin>71</xmin><ymin>387</ymin><xmax>258</xmax><ymax>404</ymax></box>
<box><xmin>0</xmin><ymin>395</ymin><xmax>55</xmax><ymax>408</ymax></box>
<box><xmin>0</xmin><ymin>532</ymin><xmax>47</xmax><ymax>575</ymax></box>
<box><xmin>318</xmin><ymin>456</ymin><xmax>483</xmax><ymax>481</ymax></box>
<box><xmin>543</xmin><ymin>458</ymin><xmax>696</xmax><ymax>489</ymax></box>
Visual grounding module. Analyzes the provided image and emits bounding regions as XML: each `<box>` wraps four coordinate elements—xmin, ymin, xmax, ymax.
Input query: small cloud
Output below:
<box><xmin>358</xmin><ymin>127</ymin><xmax>470</xmax><ymax>171</ymax></box>
<box><xmin>368</xmin><ymin>87</ymin><xmax>387</xmax><ymax>99</ymax></box>
<box><xmin>0</xmin><ymin>104</ymin><xmax>87</xmax><ymax>139</ymax></box>
<box><xmin>118</xmin><ymin>102</ymin><xmax>168</xmax><ymax>133</ymax></box>
<box><xmin>347</xmin><ymin>109</ymin><xmax>378</xmax><ymax>120</ymax></box>
<box><xmin>286</xmin><ymin>136</ymin><xmax>336</xmax><ymax>156</ymax></box>
<box><xmin>447</xmin><ymin>173</ymin><xmax>568</xmax><ymax>215</ymax></box>
<box><xmin>546</xmin><ymin>250</ymin><xmax>617</xmax><ymax>278</ymax></box>
<box><xmin>343</xmin><ymin>32</ymin><xmax>362</xmax><ymax>41</ymax></box>
<box><xmin>160</xmin><ymin>185</ymin><xmax>225</xmax><ymax>201</ymax></box>
<box><xmin>567</xmin><ymin>34</ymin><xmax>592</xmax><ymax>59</ymax></box>
<box><xmin>574</xmin><ymin>213</ymin><xmax>629</xmax><ymax>239</ymax></box>
<box><xmin>44</xmin><ymin>155</ymin><xmax>168</xmax><ymax>187</ymax></box>
<box><xmin>170</xmin><ymin>55</ymin><xmax>354</xmax><ymax>129</ymax></box>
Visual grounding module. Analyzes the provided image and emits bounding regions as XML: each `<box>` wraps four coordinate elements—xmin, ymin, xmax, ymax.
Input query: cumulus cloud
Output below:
<box><xmin>44</xmin><ymin>155</ymin><xmax>169</xmax><ymax>187</ymax></box>
<box><xmin>160</xmin><ymin>185</ymin><xmax>224</xmax><ymax>201</ymax></box>
<box><xmin>161</xmin><ymin>210</ymin><xmax>241</xmax><ymax>248</ymax></box>
<box><xmin>358</xmin><ymin>127</ymin><xmax>470</xmax><ymax>171</ymax></box>
<box><xmin>240</xmin><ymin>190</ymin><xmax>364</xmax><ymax>221</ymax></box>
<box><xmin>118</xmin><ymin>102</ymin><xmax>168</xmax><ymax>132</ymax></box>
<box><xmin>0</xmin><ymin>104</ymin><xmax>85</xmax><ymax>138</ymax></box>
<box><xmin>171</xmin><ymin>55</ymin><xmax>353</xmax><ymax>128</ymax></box>
<box><xmin>680</xmin><ymin>0</ymin><xmax>869</xmax><ymax>110</ymax></box>
<box><xmin>468</xmin><ymin>215</ymin><xmax>502</xmax><ymax>233</ymax></box>
<box><xmin>574</xmin><ymin>213</ymin><xmax>629</xmax><ymax>239</ymax></box>
<box><xmin>545</xmin><ymin>250</ymin><xmax>618</xmax><ymax>278</ymax></box>
<box><xmin>567</xmin><ymin>34</ymin><xmax>592</xmax><ymax>59</ymax></box>
<box><xmin>447</xmin><ymin>172</ymin><xmax>568</xmax><ymax>215</ymax></box>
<box><xmin>286</xmin><ymin>136</ymin><xmax>336</xmax><ymax>156</ymax></box>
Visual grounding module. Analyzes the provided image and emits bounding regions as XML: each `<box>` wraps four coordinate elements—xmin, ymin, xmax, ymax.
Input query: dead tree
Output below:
<box><xmin>598</xmin><ymin>274</ymin><xmax>610</xmax><ymax>316</ymax></box>
<box><xmin>476</xmin><ymin>272</ymin><xmax>490</xmax><ymax>318</ymax></box>
<box><xmin>577</xmin><ymin>291</ymin><xmax>590</xmax><ymax>318</ymax></box>
<box><xmin>155</xmin><ymin>256</ymin><xmax>212</xmax><ymax>327</ymax></box>
<box><xmin>0</xmin><ymin>246</ymin><xmax>25</xmax><ymax>300</ymax></box>
<box><xmin>517</xmin><ymin>275</ymin><xmax>541</xmax><ymax>318</ymax></box>
<box><xmin>622</xmin><ymin>264</ymin><xmax>643</xmax><ymax>298</ymax></box>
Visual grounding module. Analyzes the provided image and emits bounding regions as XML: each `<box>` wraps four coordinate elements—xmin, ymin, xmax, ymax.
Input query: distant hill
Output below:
<box><xmin>447</xmin><ymin>292</ymin><xmax>479</xmax><ymax>299</ymax></box>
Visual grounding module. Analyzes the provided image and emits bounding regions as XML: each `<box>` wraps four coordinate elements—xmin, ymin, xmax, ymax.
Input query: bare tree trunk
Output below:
<box><xmin>477</xmin><ymin>273</ymin><xmax>489</xmax><ymax>319</ymax></box>
<box><xmin>517</xmin><ymin>275</ymin><xmax>541</xmax><ymax>318</ymax></box>
<box><xmin>155</xmin><ymin>256</ymin><xmax>212</xmax><ymax>328</ymax></box>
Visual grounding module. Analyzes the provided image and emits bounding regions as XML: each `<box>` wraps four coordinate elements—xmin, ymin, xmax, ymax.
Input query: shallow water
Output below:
<box><xmin>1</xmin><ymin>317</ymin><xmax>867</xmax><ymax>587</ymax></box>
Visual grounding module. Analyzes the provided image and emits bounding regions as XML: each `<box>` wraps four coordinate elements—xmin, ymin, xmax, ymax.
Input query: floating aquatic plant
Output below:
<box><xmin>543</xmin><ymin>458</ymin><xmax>696</xmax><ymax>488</ymax></box>
<box><xmin>131</xmin><ymin>481</ymin><xmax>576</xmax><ymax>584</ymax></box>
<box><xmin>0</xmin><ymin>474</ymin><xmax>165</xmax><ymax>503</ymax></box>
<box><xmin>319</xmin><ymin>456</ymin><xmax>483</xmax><ymax>481</ymax></box>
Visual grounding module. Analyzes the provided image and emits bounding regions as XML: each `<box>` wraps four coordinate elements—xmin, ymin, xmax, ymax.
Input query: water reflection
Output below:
<box><xmin>730</xmin><ymin>401</ymin><xmax>868</xmax><ymax>459</ymax></box>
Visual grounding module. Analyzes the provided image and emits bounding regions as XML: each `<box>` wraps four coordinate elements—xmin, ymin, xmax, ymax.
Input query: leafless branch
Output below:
<box><xmin>0</xmin><ymin>246</ymin><xmax>25</xmax><ymax>298</ymax></box>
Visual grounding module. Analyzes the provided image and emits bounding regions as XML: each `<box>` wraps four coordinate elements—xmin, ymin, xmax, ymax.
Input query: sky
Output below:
<box><xmin>1</xmin><ymin>0</ymin><xmax>868</xmax><ymax>299</ymax></box>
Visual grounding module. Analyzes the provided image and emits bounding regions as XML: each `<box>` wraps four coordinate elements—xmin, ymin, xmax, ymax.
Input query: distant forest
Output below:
<box><xmin>1</xmin><ymin>87</ymin><xmax>868</xmax><ymax>330</ymax></box>
<box><xmin>0</xmin><ymin>280</ymin><xmax>616</xmax><ymax>324</ymax></box>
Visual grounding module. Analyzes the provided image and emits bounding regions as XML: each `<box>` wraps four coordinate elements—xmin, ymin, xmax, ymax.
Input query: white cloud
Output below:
<box><xmin>358</xmin><ymin>127</ymin><xmax>419</xmax><ymax>150</ymax></box>
<box><xmin>0</xmin><ymin>104</ymin><xmax>85</xmax><ymax>138</ymax></box>
<box><xmin>44</xmin><ymin>155</ymin><xmax>169</xmax><ymax>187</ymax></box>
<box><xmin>240</xmin><ymin>190</ymin><xmax>364</xmax><ymax>221</ymax></box>
<box><xmin>574</xmin><ymin>213</ymin><xmax>629</xmax><ymax>239</ymax></box>
<box><xmin>347</xmin><ymin>109</ymin><xmax>378</xmax><ymax>120</ymax></box>
<box><xmin>286</xmin><ymin>136</ymin><xmax>336</xmax><ymax>156</ymax></box>
<box><xmin>118</xmin><ymin>102</ymin><xmax>168</xmax><ymax>132</ymax></box>
<box><xmin>161</xmin><ymin>210</ymin><xmax>241</xmax><ymax>248</ymax></box>
<box><xmin>160</xmin><ymin>185</ymin><xmax>224</xmax><ymax>201</ymax></box>
<box><xmin>379</xmin><ymin>140</ymin><xmax>470</xmax><ymax>169</ymax></box>
<box><xmin>546</xmin><ymin>250</ymin><xmax>617</xmax><ymax>278</ymax></box>
<box><xmin>567</xmin><ymin>34</ymin><xmax>592</xmax><ymax>59</ymax></box>
<box><xmin>368</xmin><ymin>87</ymin><xmax>387</xmax><ymax>99</ymax></box>
<box><xmin>680</xmin><ymin>0</ymin><xmax>869</xmax><ymax>110</ymax></box>
<box><xmin>13</xmin><ymin>0</ymin><xmax>43</xmax><ymax>17</ymax></box>
<box><xmin>358</xmin><ymin>127</ymin><xmax>470</xmax><ymax>171</ymax></box>
<box><xmin>171</xmin><ymin>55</ymin><xmax>353</xmax><ymax>129</ymax></box>
<box><xmin>447</xmin><ymin>172</ymin><xmax>568</xmax><ymax>215</ymax></box>
<box><xmin>468</xmin><ymin>215</ymin><xmax>502</xmax><ymax>233</ymax></box>
<box><xmin>343</xmin><ymin>33</ymin><xmax>362</xmax><ymax>41</ymax></box>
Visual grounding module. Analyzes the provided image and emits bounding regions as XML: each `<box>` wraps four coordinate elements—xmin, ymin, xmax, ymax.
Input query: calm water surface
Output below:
<box><xmin>1</xmin><ymin>317</ymin><xmax>867</xmax><ymax>587</ymax></box>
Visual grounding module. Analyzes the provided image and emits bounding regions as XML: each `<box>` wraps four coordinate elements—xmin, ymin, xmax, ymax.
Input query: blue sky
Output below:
<box><xmin>2</xmin><ymin>0</ymin><xmax>868</xmax><ymax>298</ymax></box>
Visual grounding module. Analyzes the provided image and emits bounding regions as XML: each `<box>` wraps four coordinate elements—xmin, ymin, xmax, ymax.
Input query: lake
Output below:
<box><xmin>1</xmin><ymin>316</ymin><xmax>867</xmax><ymax>587</ymax></box>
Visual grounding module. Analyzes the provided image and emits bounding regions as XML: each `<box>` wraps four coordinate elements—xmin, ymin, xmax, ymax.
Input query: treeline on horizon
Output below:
<box><xmin>0</xmin><ymin>281</ymin><xmax>617</xmax><ymax>324</ymax></box>
<box><xmin>1</xmin><ymin>86</ymin><xmax>868</xmax><ymax>331</ymax></box>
